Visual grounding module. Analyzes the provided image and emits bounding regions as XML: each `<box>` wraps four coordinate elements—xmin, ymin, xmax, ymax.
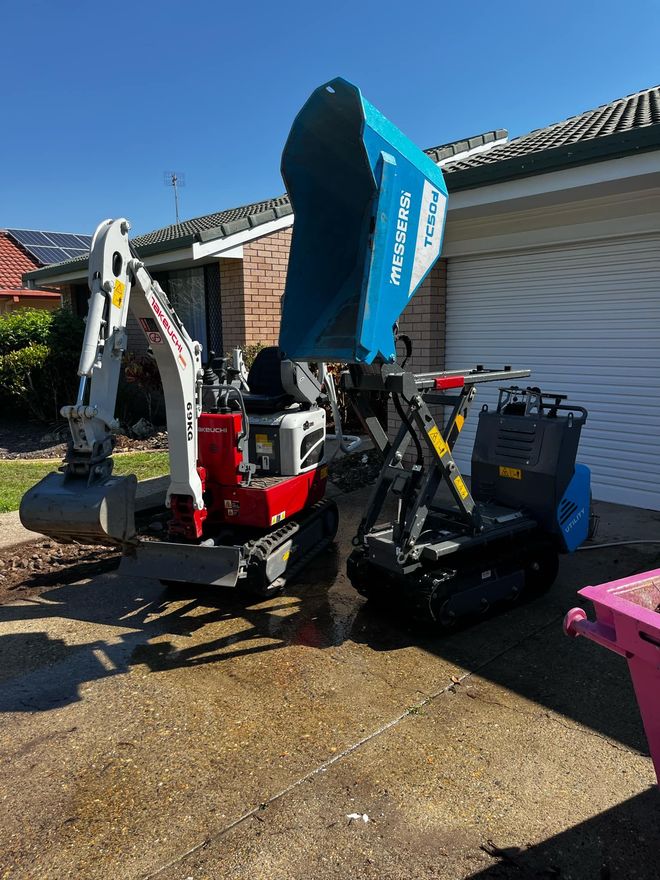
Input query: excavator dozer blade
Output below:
<box><xmin>19</xmin><ymin>471</ymin><xmax>138</xmax><ymax>547</ymax></box>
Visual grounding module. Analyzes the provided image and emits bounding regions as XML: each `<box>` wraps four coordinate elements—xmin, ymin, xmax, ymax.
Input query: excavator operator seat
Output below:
<box><xmin>243</xmin><ymin>346</ymin><xmax>293</xmax><ymax>414</ymax></box>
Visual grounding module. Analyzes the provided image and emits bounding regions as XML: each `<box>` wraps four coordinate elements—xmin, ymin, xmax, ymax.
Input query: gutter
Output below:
<box><xmin>444</xmin><ymin>124</ymin><xmax>660</xmax><ymax>192</ymax></box>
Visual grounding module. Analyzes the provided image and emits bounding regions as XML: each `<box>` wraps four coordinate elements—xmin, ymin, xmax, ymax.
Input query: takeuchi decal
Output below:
<box><xmin>150</xmin><ymin>295</ymin><xmax>187</xmax><ymax>369</ymax></box>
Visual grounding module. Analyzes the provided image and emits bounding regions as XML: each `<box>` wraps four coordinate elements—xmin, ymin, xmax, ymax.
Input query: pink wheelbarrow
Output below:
<box><xmin>564</xmin><ymin>569</ymin><xmax>660</xmax><ymax>786</ymax></box>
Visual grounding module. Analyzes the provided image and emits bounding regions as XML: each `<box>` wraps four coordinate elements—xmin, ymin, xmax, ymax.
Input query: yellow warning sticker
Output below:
<box><xmin>320</xmin><ymin>465</ymin><xmax>328</xmax><ymax>479</ymax></box>
<box><xmin>499</xmin><ymin>466</ymin><xmax>522</xmax><ymax>480</ymax></box>
<box><xmin>453</xmin><ymin>475</ymin><xmax>469</xmax><ymax>500</ymax></box>
<box><xmin>255</xmin><ymin>433</ymin><xmax>273</xmax><ymax>455</ymax></box>
<box><xmin>270</xmin><ymin>511</ymin><xmax>286</xmax><ymax>526</ymax></box>
<box><xmin>282</xmin><ymin>550</ymin><xmax>290</xmax><ymax>562</ymax></box>
<box><xmin>455</xmin><ymin>414</ymin><xmax>465</xmax><ymax>432</ymax></box>
<box><xmin>111</xmin><ymin>279</ymin><xmax>125</xmax><ymax>309</ymax></box>
<box><xmin>428</xmin><ymin>425</ymin><xmax>449</xmax><ymax>458</ymax></box>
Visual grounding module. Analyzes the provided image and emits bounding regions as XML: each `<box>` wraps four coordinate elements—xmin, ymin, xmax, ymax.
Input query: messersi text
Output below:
<box><xmin>390</xmin><ymin>191</ymin><xmax>411</xmax><ymax>287</ymax></box>
<box><xmin>390</xmin><ymin>188</ymin><xmax>441</xmax><ymax>286</ymax></box>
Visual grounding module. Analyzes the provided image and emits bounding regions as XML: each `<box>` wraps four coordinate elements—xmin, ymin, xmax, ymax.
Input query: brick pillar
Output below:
<box><xmin>396</xmin><ymin>259</ymin><xmax>446</xmax><ymax>373</ymax></box>
<box><xmin>241</xmin><ymin>227</ymin><xmax>292</xmax><ymax>346</ymax></box>
<box><xmin>219</xmin><ymin>257</ymin><xmax>246</xmax><ymax>351</ymax></box>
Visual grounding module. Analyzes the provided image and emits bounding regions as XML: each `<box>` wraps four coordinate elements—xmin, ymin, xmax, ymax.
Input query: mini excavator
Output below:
<box><xmin>20</xmin><ymin>218</ymin><xmax>351</xmax><ymax>594</ymax></box>
<box><xmin>21</xmin><ymin>76</ymin><xmax>592</xmax><ymax>624</ymax></box>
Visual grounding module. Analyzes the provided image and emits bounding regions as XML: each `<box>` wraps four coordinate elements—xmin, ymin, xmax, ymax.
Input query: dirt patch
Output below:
<box><xmin>0</xmin><ymin>540</ymin><xmax>120</xmax><ymax>604</ymax></box>
<box><xmin>0</xmin><ymin>416</ymin><xmax>168</xmax><ymax>460</ymax></box>
<box><xmin>113</xmin><ymin>431</ymin><xmax>168</xmax><ymax>453</ymax></box>
<box><xmin>0</xmin><ymin>418</ymin><xmax>67</xmax><ymax>460</ymax></box>
<box><xmin>328</xmin><ymin>447</ymin><xmax>383</xmax><ymax>493</ymax></box>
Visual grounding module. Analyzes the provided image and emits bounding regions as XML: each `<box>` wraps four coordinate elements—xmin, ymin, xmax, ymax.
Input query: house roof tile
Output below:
<box><xmin>441</xmin><ymin>84</ymin><xmax>660</xmax><ymax>187</ymax></box>
<box><xmin>0</xmin><ymin>232</ymin><xmax>39</xmax><ymax>289</ymax></box>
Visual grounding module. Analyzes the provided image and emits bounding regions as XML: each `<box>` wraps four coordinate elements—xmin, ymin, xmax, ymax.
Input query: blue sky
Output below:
<box><xmin>3</xmin><ymin>0</ymin><xmax>659</xmax><ymax>236</ymax></box>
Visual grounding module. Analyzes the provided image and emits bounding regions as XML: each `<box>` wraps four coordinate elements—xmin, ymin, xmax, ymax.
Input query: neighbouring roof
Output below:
<box><xmin>442</xmin><ymin>84</ymin><xmax>660</xmax><ymax>189</ymax></box>
<box><xmin>24</xmin><ymin>84</ymin><xmax>660</xmax><ymax>286</ymax></box>
<box><xmin>0</xmin><ymin>232</ymin><xmax>39</xmax><ymax>289</ymax></box>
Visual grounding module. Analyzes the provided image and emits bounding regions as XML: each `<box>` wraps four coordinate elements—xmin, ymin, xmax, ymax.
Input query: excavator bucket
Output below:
<box><xmin>19</xmin><ymin>471</ymin><xmax>138</xmax><ymax>547</ymax></box>
<box><xmin>279</xmin><ymin>76</ymin><xmax>448</xmax><ymax>365</ymax></box>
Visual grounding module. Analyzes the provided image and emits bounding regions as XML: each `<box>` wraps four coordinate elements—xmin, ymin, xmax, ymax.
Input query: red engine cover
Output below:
<box><xmin>197</xmin><ymin>412</ymin><xmax>243</xmax><ymax>486</ymax></box>
<box><xmin>198</xmin><ymin>412</ymin><xmax>327</xmax><ymax>530</ymax></box>
<box><xmin>207</xmin><ymin>467</ymin><xmax>327</xmax><ymax>529</ymax></box>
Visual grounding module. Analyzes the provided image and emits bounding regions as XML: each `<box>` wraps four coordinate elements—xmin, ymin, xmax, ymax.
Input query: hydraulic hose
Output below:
<box><xmin>578</xmin><ymin>540</ymin><xmax>660</xmax><ymax>551</ymax></box>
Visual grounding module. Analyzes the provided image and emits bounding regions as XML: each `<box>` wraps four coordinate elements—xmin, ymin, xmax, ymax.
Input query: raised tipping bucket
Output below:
<box><xmin>279</xmin><ymin>77</ymin><xmax>448</xmax><ymax>365</ymax></box>
<box><xmin>565</xmin><ymin>570</ymin><xmax>660</xmax><ymax>785</ymax></box>
<box><xmin>19</xmin><ymin>471</ymin><xmax>137</xmax><ymax>547</ymax></box>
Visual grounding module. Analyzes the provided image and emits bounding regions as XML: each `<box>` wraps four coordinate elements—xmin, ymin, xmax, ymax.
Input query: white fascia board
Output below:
<box><xmin>143</xmin><ymin>245</ymin><xmax>195</xmax><ymax>268</ymax></box>
<box><xmin>448</xmin><ymin>150</ymin><xmax>660</xmax><ymax>217</ymax></box>
<box><xmin>27</xmin><ymin>267</ymin><xmax>88</xmax><ymax>286</ymax></box>
<box><xmin>192</xmin><ymin>213</ymin><xmax>294</xmax><ymax>261</ymax></box>
<box><xmin>443</xmin><ymin>185</ymin><xmax>660</xmax><ymax>257</ymax></box>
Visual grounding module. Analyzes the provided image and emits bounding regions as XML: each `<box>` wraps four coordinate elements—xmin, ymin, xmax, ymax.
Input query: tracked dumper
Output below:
<box><xmin>277</xmin><ymin>77</ymin><xmax>591</xmax><ymax>625</ymax></box>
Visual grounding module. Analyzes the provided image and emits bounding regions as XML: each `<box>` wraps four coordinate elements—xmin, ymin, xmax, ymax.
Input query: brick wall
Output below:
<box><xmin>219</xmin><ymin>257</ymin><xmax>246</xmax><ymax>351</ymax></box>
<box><xmin>396</xmin><ymin>259</ymin><xmax>447</xmax><ymax>374</ymax></box>
<box><xmin>220</xmin><ymin>227</ymin><xmax>292</xmax><ymax>351</ymax></box>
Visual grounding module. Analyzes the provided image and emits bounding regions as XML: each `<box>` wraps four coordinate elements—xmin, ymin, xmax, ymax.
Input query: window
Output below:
<box><xmin>167</xmin><ymin>267</ymin><xmax>207</xmax><ymax>355</ymax></box>
<box><xmin>160</xmin><ymin>265</ymin><xmax>223</xmax><ymax>363</ymax></box>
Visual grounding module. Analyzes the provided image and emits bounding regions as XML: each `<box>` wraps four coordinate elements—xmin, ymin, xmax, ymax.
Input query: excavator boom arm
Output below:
<box><xmin>20</xmin><ymin>220</ymin><xmax>205</xmax><ymax>547</ymax></box>
<box><xmin>68</xmin><ymin>218</ymin><xmax>205</xmax><ymax>509</ymax></box>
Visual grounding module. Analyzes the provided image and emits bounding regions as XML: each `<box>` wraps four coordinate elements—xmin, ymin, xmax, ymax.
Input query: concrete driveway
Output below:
<box><xmin>1</xmin><ymin>489</ymin><xmax>659</xmax><ymax>879</ymax></box>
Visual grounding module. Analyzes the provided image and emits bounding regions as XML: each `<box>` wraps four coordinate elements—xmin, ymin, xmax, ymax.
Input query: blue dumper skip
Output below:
<box><xmin>279</xmin><ymin>77</ymin><xmax>448</xmax><ymax>365</ymax></box>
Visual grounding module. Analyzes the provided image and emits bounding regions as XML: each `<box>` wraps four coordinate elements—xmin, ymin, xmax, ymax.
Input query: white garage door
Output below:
<box><xmin>445</xmin><ymin>234</ymin><xmax>660</xmax><ymax>510</ymax></box>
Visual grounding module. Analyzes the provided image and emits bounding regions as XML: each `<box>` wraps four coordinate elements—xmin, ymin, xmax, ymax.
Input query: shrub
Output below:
<box><xmin>0</xmin><ymin>308</ymin><xmax>85</xmax><ymax>421</ymax></box>
<box><xmin>0</xmin><ymin>309</ymin><xmax>52</xmax><ymax>354</ymax></box>
<box><xmin>236</xmin><ymin>341</ymin><xmax>266</xmax><ymax>371</ymax></box>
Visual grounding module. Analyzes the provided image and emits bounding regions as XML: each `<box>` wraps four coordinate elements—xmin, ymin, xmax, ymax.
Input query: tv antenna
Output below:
<box><xmin>164</xmin><ymin>171</ymin><xmax>185</xmax><ymax>223</ymax></box>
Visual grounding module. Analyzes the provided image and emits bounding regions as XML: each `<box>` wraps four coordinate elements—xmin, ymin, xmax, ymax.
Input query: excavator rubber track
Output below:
<box><xmin>243</xmin><ymin>498</ymin><xmax>339</xmax><ymax>595</ymax></box>
<box><xmin>152</xmin><ymin>498</ymin><xmax>339</xmax><ymax>594</ymax></box>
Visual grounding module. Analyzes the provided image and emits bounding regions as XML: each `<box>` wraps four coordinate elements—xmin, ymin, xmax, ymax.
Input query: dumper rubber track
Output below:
<box><xmin>243</xmin><ymin>498</ymin><xmax>339</xmax><ymax>596</ymax></box>
<box><xmin>347</xmin><ymin>530</ymin><xmax>559</xmax><ymax>628</ymax></box>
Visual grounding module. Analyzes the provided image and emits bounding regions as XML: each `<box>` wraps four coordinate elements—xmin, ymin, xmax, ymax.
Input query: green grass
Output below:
<box><xmin>0</xmin><ymin>451</ymin><xmax>169</xmax><ymax>513</ymax></box>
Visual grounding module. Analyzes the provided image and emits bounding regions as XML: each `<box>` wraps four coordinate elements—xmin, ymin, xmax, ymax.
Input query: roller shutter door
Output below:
<box><xmin>445</xmin><ymin>234</ymin><xmax>660</xmax><ymax>510</ymax></box>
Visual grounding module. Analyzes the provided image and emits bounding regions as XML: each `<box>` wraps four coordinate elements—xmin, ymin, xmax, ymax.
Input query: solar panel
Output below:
<box><xmin>9</xmin><ymin>229</ymin><xmax>52</xmax><ymax>247</ymax></box>
<box><xmin>7</xmin><ymin>228</ymin><xmax>92</xmax><ymax>266</ymax></box>
<box><xmin>44</xmin><ymin>232</ymin><xmax>84</xmax><ymax>248</ymax></box>
<box><xmin>29</xmin><ymin>246</ymin><xmax>71</xmax><ymax>264</ymax></box>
